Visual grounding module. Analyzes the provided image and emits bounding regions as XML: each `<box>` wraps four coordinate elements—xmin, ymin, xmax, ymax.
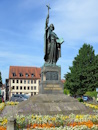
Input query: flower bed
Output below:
<box><xmin>0</xmin><ymin>103</ymin><xmax>5</xmax><ymax>111</ymax></box>
<box><xmin>0</xmin><ymin>102</ymin><xmax>19</xmax><ymax>112</ymax></box>
<box><xmin>1</xmin><ymin>113</ymin><xmax>98</xmax><ymax>129</ymax></box>
<box><xmin>5</xmin><ymin>101</ymin><xmax>19</xmax><ymax>106</ymax></box>
<box><xmin>0</xmin><ymin>126</ymin><xmax>6</xmax><ymax>130</ymax></box>
<box><xmin>0</xmin><ymin>117</ymin><xmax>7</xmax><ymax>130</ymax></box>
<box><xmin>15</xmin><ymin>114</ymin><xmax>98</xmax><ymax>129</ymax></box>
<box><xmin>84</xmin><ymin>102</ymin><xmax>98</xmax><ymax>109</ymax></box>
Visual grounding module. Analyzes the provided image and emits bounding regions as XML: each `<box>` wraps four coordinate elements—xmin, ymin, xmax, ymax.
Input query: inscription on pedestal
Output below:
<box><xmin>44</xmin><ymin>87</ymin><xmax>62</xmax><ymax>90</ymax></box>
<box><xmin>46</xmin><ymin>71</ymin><xmax>58</xmax><ymax>80</ymax></box>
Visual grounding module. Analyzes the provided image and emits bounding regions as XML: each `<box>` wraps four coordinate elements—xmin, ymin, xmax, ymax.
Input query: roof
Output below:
<box><xmin>9</xmin><ymin>66</ymin><xmax>41</xmax><ymax>79</ymax></box>
<box><xmin>61</xmin><ymin>79</ymin><xmax>65</xmax><ymax>84</ymax></box>
<box><xmin>1</xmin><ymin>84</ymin><xmax>6</xmax><ymax>90</ymax></box>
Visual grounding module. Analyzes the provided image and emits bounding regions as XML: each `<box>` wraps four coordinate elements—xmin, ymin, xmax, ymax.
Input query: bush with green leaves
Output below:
<box><xmin>78</xmin><ymin>98</ymin><xmax>84</xmax><ymax>102</ymax></box>
<box><xmin>64</xmin><ymin>89</ymin><xmax>70</xmax><ymax>95</ymax></box>
<box><xmin>84</xmin><ymin>91</ymin><xmax>97</xmax><ymax>98</ymax></box>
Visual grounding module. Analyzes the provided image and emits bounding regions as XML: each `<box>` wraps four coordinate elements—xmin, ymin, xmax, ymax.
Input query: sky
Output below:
<box><xmin>0</xmin><ymin>0</ymin><xmax>98</xmax><ymax>83</ymax></box>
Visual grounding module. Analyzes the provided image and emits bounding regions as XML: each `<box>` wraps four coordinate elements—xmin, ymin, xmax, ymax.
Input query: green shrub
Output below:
<box><xmin>64</xmin><ymin>89</ymin><xmax>70</xmax><ymax>95</ymax></box>
<box><xmin>78</xmin><ymin>98</ymin><xmax>84</xmax><ymax>102</ymax></box>
<box><xmin>0</xmin><ymin>98</ymin><xmax>2</xmax><ymax>103</ymax></box>
<box><xmin>84</xmin><ymin>91</ymin><xmax>97</xmax><ymax>98</ymax></box>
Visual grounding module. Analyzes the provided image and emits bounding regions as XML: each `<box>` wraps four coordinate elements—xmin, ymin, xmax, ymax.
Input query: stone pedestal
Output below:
<box><xmin>39</xmin><ymin>65</ymin><xmax>64</xmax><ymax>94</ymax></box>
<box><xmin>7</xmin><ymin>116</ymin><xmax>16</xmax><ymax>130</ymax></box>
<box><xmin>17</xmin><ymin>94</ymin><xmax>93</xmax><ymax>115</ymax></box>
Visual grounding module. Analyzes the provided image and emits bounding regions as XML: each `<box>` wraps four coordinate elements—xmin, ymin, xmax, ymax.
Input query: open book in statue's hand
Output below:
<box><xmin>56</xmin><ymin>38</ymin><xmax>64</xmax><ymax>44</ymax></box>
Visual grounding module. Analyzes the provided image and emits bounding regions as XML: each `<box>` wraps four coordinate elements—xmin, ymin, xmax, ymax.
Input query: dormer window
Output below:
<box><xmin>13</xmin><ymin>73</ymin><xmax>16</xmax><ymax>77</ymax></box>
<box><xmin>19</xmin><ymin>73</ymin><xmax>23</xmax><ymax>77</ymax></box>
<box><xmin>25</xmin><ymin>73</ymin><xmax>28</xmax><ymax>77</ymax></box>
<box><xmin>31</xmin><ymin>73</ymin><xmax>34</xmax><ymax>77</ymax></box>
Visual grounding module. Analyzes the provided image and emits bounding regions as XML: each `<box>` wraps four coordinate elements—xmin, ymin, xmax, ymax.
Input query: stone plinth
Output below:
<box><xmin>17</xmin><ymin>94</ymin><xmax>93</xmax><ymax>115</ymax></box>
<box><xmin>39</xmin><ymin>65</ymin><xmax>63</xmax><ymax>94</ymax></box>
<box><xmin>7</xmin><ymin>117</ymin><xmax>16</xmax><ymax>130</ymax></box>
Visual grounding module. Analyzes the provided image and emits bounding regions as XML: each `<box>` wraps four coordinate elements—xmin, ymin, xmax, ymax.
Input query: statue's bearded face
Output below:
<box><xmin>50</xmin><ymin>24</ymin><xmax>55</xmax><ymax>31</ymax></box>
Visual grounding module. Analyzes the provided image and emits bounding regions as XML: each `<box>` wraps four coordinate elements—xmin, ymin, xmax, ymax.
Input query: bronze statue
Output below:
<box><xmin>44</xmin><ymin>5</ymin><xmax>64</xmax><ymax>65</ymax></box>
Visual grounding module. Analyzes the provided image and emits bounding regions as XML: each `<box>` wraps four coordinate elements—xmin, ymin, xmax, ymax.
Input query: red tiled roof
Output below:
<box><xmin>61</xmin><ymin>79</ymin><xmax>65</xmax><ymax>84</ymax></box>
<box><xmin>9</xmin><ymin>66</ymin><xmax>41</xmax><ymax>79</ymax></box>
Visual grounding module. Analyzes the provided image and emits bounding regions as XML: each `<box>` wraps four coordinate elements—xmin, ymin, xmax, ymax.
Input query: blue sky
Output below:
<box><xmin>0</xmin><ymin>0</ymin><xmax>98</xmax><ymax>83</ymax></box>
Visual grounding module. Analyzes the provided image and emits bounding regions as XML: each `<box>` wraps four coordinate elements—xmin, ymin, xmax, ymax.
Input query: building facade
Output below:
<box><xmin>1</xmin><ymin>84</ymin><xmax>6</xmax><ymax>101</ymax></box>
<box><xmin>5</xmin><ymin>79</ymin><xmax>9</xmax><ymax>100</ymax></box>
<box><xmin>9</xmin><ymin>66</ymin><xmax>41</xmax><ymax>99</ymax></box>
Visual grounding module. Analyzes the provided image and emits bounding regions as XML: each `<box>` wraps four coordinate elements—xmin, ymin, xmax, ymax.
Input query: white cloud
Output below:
<box><xmin>49</xmin><ymin>0</ymin><xmax>98</xmax><ymax>46</ymax></box>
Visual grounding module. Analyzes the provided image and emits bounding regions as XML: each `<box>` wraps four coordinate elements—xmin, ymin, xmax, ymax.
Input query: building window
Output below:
<box><xmin>39</xmin><ymin>80</ymin><xmax>40</xmax><ymax>85</ymax></box>
<box><xmin>20</xmin><ymin>73</ymin><xmax>23</xmax><ymax>77</ymax></box>
<box><xmin>28</xmin><ymin>86</ymin><xmax>29</xmax><ymax>90</ymax></box>
<box><xmin>17</xmin><ymin>80</ymin><xmax>18</xmax><ymax>83</ymax></box>
<box><xmin>24</xmin><ymin>86</ymin><xmax>26</xmax><ymax>90</ymax></box>
<box><xmin>13</xmin><ymin>80</ymin><xmax>15</xmax><ymax>83</ymax></box>
<box><xmin>28</xmin><ymin>80</ymin><xmax>30</xmax><ymax>84</ymax></box>
<box><xmin>34</xmin><ymin>92</ymin><xmax>36</xmax><ymax>95</ymax></box>
<box><xmin>13</xmin><ymin>73</ymin><xmax>16</xmax><ymax>77</ymax></box>
<box><xmin>34</xmin><ymin>80</ymin><xmax>36</xmax><ymax>83</ymax></box>
<box><xmin>26</xmin><ymin>73</ymin><xmax>28</xmax><ymax>77</ymax></box>
<box><xmin>20</xmin><ymin>86</ymin><xmax>22</xmax><ymax>90</ymax></box>
<box><xmin>20</xmin><ymin>80</ymin><xmax>22</xmax><ymax>83</ymax></box>
<box><xmin>12</xmin><ymin>86</ymin><xmax>14</xmax><ymax>89</ymax></box>
<box><xmin>31</xmin><ymin>92</ymin><xmax>33</xmax><ymax>96</ymax></box>
<box><xmin>16</xmin><ymin>86</ymin><xmax>18</xmax><ymax>90</ymax></box>
<box><xmin>31</xmin><ymin>86</ymin><xmax>33</xmax><ymax>90</ymax></box>
<box><xmin>16</xmin><ymin>92</ymin><xmax>18</xmax><ymax>94</ymax></box>
<box><xmin>31</xmin><ymin>74</ymin><xmax>34</xmax><ymax>77</ymax></box>
<box><xmin>34</xmin><ymin>86</ymin><xmax>36</xmax><ymax>90</ymax></box>
<box><xmin>20</xmin><ymin>92</ymin><xmax>22</xmax><ymax>94</ymax></box>
<box><xmin>24</xmin><ymin>80</ymin><xmax>26</xmax><ymax>84</ymax></box>
<box><xmin>31</xmin><ymin>80</ymin><xmax>33</xmax><ymax>84</ymax></box>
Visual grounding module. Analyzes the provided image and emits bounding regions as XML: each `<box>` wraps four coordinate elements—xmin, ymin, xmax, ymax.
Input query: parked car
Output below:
<box><xmin>0</xmin><ymin>95</ymin><xmax>4</xmax><ymax>102</ymax></box>
<box><xmin>82</xmin><ymin>96</ymin><xmax>93</xmax><ymax>102</ymax></box>
<box><xmin>10</xmin><ymin>94</ymin><xmax>27</xmax><ymax>102</ymax></box>
<box><xmin>20</xmin><ymin>94</ymin><xmax>30</xmax><ymax>99</ymax></box>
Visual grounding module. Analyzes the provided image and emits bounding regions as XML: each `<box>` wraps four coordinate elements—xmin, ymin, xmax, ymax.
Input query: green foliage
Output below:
<box><xmin>78</xmin><ymin>98</ymin><xmax>84</xmax><ymax>102</ymax></box>
<box><xmin>64</xmin><ymin>88</ymin><xmax>70</xmax><ymax>95</ymax></box>
<box><xmin>0</xmin><ymin>98</ymin><xmax>2</xmax><ymax>103</ymax></box>
<box><xmin>84</xmin><ymin>91</ymin><xmax>97</xmax><ymax>98</ymax></box>
<box><xmin>0</xmin><ymin>71</ymin><xmax>2</xmax><ymax>84</ymax></box>
<box><xmin>0</xmin><ymin>72</ymin><xmax>2</xmax><ymax>95</ymax></box>
<box><xmin>65</xmin><ymin>43</ymin><xmax>97</xmax><ymax>96</ymax></box>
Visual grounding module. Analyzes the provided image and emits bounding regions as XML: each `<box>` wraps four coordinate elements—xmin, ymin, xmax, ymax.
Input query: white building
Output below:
<box><xmin>9</xmin><ymin>66</ymin><xmax>41</xmax><ymax>99</ymax></box>
<box><xmin>1</xmin><ymin>84</ymin><xmax>6</xmax><ymax>101</ymax></box>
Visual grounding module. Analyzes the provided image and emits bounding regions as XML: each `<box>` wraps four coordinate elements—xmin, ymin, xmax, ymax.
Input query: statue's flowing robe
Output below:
<box><xmin>44</xmin><ymin>27</ymin><xmax>61</xmax><ymax>63</ymax></box>
<box><xmin>44</xmin><ymin>15</ymin><xmax>61</xmax><ymax>64</ymax></box>
<box><xmin>44</xmin><ymin>30</ymin><xmax>47</xmax><ymax>61</ymax></box>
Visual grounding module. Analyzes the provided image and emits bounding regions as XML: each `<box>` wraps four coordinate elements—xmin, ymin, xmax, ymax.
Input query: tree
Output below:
<box><xmin>91</xmin><ymin>55</ymin><xmax>98</xmax><ymax>89</ymax></box>
<box><xmin>64</xmin><ymin>43</ymin><xmax>96</xmax><ymax>96</ymax></box>
<box><xmin>0</xmin><ymin>72</ymin><xmax>2</xmax><ymax>95</ymax></box>
<box><xmin>0</xmin><ymin>72</ymin><xmax>2</xmax><ymax>86</ymax></box>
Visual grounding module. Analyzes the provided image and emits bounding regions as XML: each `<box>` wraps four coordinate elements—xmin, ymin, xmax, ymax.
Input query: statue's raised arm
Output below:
<box><xmin>44</xmin><ymin>5</ymin><xmax>51</xmax><ymax>62</ymax></box>
<box><xmin>45</xmin><ymin>14</ymin><xmax>49</xmax><ymax>30</ymax></box>
<box><xmin>44</xmin><ymin>5</ymin><xmax>64</xmax><ymax>66</ymax></box>
<box><xmin>45</xmin><ymin>5</ymin><xmax>51</xmax><ymax>30</ymax></box>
